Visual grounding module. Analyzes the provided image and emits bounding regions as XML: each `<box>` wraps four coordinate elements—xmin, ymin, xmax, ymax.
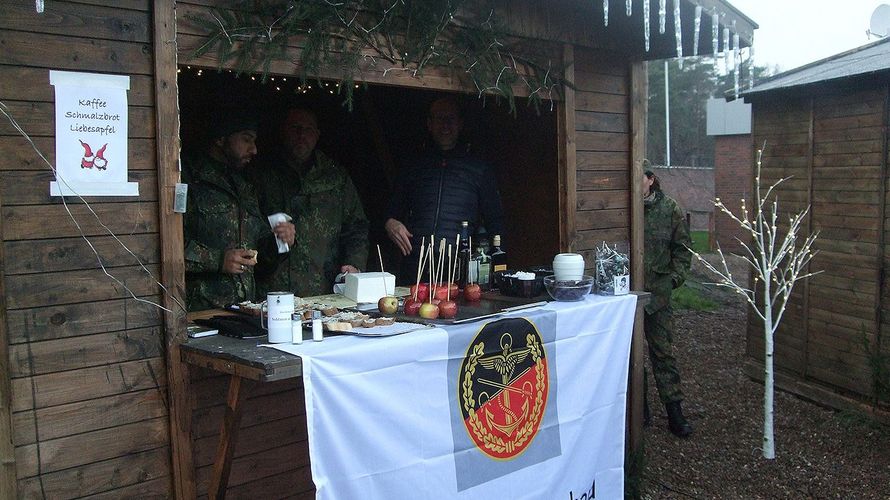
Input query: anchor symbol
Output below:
<box><xmin>477</xmin><ymin>332</ymin><xmax>533</xmax><ymax>437</ymax></box>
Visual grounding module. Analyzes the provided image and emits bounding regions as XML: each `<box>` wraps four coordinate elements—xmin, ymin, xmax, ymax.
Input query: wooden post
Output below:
<box><xmin>152</xmin><ymin>2</ymin><xmax>194</xmax><ymax>498</ymax></box>
<box><xmin>0</xmin><ymin>194</ymin><xmax>18</xmax><ymax>500</ymax></box>
<box><xmin>876</xmin><ymin>83</ymin><xmax>889</xmax><ymax>400</ymax></box>
<box><xmin>557</xmin><ymin>44</ymin><xmax>577</xmax><ymax>252</ymax></box>
<box><xmin>802</xmin><ymin>97</ymin><xmax>815</xmax><ymax>379</ymax></box>
<box><xmin>628</xmin><ymin>61</ymin><xmax>648</xmax><ymax>454</ymax></box>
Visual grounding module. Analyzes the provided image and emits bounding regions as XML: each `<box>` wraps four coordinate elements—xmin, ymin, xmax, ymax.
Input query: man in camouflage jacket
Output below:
<box><xmin>183</xmin><ymin>115</ymin><xmax>294</xmax><ymax>311</ymax></box>
<box><xmin>252</xmin><ymin>108</ymin><xmax>369</xmax><ymax>297</ymax></box>
<box><xmin>643</xmin><ymin>168</ymin><xmax>693</xmax><ymax>437</ymax></box>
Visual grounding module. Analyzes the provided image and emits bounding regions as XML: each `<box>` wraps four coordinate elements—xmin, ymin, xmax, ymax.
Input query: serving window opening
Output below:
<box><xmin>178</xmin><ymin>67</ymin><xmax>559</xmax><ymax>278</ymax></box>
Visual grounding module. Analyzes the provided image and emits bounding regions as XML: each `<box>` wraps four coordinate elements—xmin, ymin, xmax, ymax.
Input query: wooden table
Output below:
<box><xmin>181</xmin><ymin>312</ymin><xmax>306</xmax><ymax>499</ymax></box>
<box><xmin>181</xmin><ymin>292</ymin><xmax>649</xmax><ymax>499</ymax></box>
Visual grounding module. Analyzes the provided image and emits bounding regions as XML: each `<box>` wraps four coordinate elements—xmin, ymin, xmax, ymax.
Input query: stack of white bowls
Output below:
<box><xmin>552</xmin><ymin>253</ymin><xmax>585</xmax><ymax>281</ymax></box>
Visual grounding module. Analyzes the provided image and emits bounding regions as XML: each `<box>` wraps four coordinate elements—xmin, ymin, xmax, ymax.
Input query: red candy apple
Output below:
<box><xmin>403</xmin><ymin>298</ymin><xmax>422</xmax><ymax>316</ymax></box>
<box><xmin>464</xmin><ymin>283</ymin><xmax>482</xmax><ymax>302</ymax></box>
<box><xmin>438</xmin><ymin>300</ymin><xmax>458</xmax><ymax>319</ymax></box>
<box><xmin>410</xmin><ymin>283</ymin><xmax>430</xmax><ymax>302</ymax></box>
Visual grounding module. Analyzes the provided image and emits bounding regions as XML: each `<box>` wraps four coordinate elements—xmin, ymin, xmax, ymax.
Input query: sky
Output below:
<box><xmin>727</xmin><ymin>0</ymin><xmax>886</xmax><ymax>72</ymax></box>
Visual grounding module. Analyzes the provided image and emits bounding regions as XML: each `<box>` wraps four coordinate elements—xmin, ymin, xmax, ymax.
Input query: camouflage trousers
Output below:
<box><xmin>644</xmin><ymin>305</ymin><xmax>683</xmax><ymax>404</ymax></box>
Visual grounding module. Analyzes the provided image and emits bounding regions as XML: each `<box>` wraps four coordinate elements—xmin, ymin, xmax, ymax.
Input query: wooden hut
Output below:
<box><xmin>0</xmin><ymin>1</ymin><xmax>755</xmax><ymax>497</ymax></box>
<box><xmin>742</xmin><ymin>37</ymin><xmax>890</xmax><ymax>421</ymax></box>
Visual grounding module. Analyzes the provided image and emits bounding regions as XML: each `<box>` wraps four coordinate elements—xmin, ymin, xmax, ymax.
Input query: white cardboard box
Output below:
<box><xmin>344</xmin><ymin>272</ymin><xmax>395</xmax><ymax>303</ymax></box>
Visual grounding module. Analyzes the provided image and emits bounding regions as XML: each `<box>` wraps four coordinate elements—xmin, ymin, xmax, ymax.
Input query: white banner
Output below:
<box><xmin>49</xmin><ymin>70</ymin><xmax>138</xmax><ymax>196</ymax></box>
<box><xmin>267</xmin><ymin>294</ymin><xmax>636</xmax><ymax>499</ymax></box>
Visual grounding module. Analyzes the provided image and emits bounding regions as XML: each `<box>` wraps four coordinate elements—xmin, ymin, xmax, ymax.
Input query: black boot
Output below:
<box><xmin>643</xmin><ymin>398</ymin><xmax>652</xmax><ymax>427</ymax></box>
<box><xmin>666</xmin><ymin>401</ymin><xmax>693</xmax><ymax>437</ymax></box>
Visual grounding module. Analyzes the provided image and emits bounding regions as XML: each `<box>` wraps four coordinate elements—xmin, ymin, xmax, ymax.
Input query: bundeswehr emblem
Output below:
<box><xmin>458</xmin><ymin>317</ymin><xmax>549</xmax><ymax>459</ymax></box>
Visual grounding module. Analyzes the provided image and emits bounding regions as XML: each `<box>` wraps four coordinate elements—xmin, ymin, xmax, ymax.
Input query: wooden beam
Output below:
<box><xmin>0</xmin><ymin>193</ymin><xmax>18</xmax><ymax>500</ymax></box>
<box><xmin>877</xmin><ymin>83</ymin><xmax>889</xmax><ymax>399</ymax></box>
<box><xmin>152</xmin><ymin>2</ymin><xmax>194</xmax><ymax>499</ymax></box>
<box><xmin>557</xmin><ymin>44</ymin><xmax>577</xmax><ymax>252</ymax></box>
<box><xmin>209</xmin><ymin>376</ymin><xmax>254</xmax><ymax>500</ymax></box>
<box><xmin>627</xmin><ymin>61</ymin><xmax>647</xmax><ymax>454</ymax></box>
<box><xmin>802</xmin><ymin>97</ymin><xmax>814</xmax><ymax>379</ymax></box>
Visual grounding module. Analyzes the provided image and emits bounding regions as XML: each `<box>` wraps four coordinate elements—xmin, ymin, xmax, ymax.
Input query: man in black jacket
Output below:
<box><xmin>384</xmin><ymin>97</ymin><xmax>506</xmax><ymax>281</ymax></box>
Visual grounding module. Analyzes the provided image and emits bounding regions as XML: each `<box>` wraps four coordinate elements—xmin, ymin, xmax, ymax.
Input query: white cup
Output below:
<box><xmin>262</xmin><ymin>292</ymin><xmax>295</xmax><ymax>343</ymax></box>
<box><xmin>552</xmin><ymin>253</ymin><xmax>585</xmax><ymax>281</ymax></box>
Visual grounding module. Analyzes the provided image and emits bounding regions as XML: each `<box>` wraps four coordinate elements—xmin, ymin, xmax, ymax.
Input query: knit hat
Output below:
<box><xmin>211</xmin><ymin>108</ymin><xmax>258</xmax><ymax>139</ymax></box>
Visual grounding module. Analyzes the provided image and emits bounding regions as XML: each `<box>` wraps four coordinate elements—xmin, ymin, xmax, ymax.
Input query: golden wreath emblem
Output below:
<box><xmin>459</xmin><ymin>318</ymin><xmax>548</xmax><ymax>460</ymax></box>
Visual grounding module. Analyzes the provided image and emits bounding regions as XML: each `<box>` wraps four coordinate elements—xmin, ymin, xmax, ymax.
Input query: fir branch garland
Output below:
<box><xmin>187</xmin><ymin>0</ymin><xmax>566</xmax><ymax>111</ymax></box>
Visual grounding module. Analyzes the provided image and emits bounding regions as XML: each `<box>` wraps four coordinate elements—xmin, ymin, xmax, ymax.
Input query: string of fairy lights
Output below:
<box><xmin>177</xmin><ymin>66</ymin><xmax>362</xmax><ymax>96</ymax></box>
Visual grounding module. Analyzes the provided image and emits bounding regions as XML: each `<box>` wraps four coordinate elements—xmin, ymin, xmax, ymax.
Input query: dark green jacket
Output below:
<box><xmin>252</xmin><ymin>150</ymin><xmax>369</xmax><ymax>297</ymax></box>
<box><xmin>182</xmin><ymin>151</ymin><xmax>275</xmax><ymax>311</ymax></box>
<box><xmin>644</xmin><ymin>190</ymin><xmax>692</xmax><ymax>313</ymax></box>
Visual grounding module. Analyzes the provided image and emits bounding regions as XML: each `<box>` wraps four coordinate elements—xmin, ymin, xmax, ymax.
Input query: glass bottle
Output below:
<box><xmin>457</xmin><ymin>221</ymin><xmax>472</xmax><ymax>289</ymax></box>
<box><xmin>474</xmin><ymin>245</ymin><xmax>491</xmax><ymax>291</ymax></box>
<box><xmin>489</xmin><ymin>234</ymin><xmax>507</xmax><ymax>290</ymax></box>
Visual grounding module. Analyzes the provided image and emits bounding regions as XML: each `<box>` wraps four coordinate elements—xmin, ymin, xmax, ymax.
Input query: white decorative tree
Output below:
<box><xmin>692</xmin><ymin>148</ymin><xmax>820</xmax><ymax>459</ymax></box>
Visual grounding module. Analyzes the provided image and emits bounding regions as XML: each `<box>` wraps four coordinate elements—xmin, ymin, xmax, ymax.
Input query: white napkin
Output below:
<box><xmin>267</xmin><ymin>212</ymin><xmax>293</xmax><ymax>253</ymax></box>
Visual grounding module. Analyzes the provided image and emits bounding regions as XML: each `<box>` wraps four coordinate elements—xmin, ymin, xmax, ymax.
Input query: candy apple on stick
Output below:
<box><xmin>439</xmin><ymin>245</ymin><xmax>458</xmax><ymax>318</ymax></box>
<box><xmin>419</xmin><ymin>238</ymin><xmax>439</xmax><ymax>319</ymax></box>
<box><xmin>404</xmin><ymin>239</ymin><xmax>426</xmax><ymax>316</ymax></box>
<box><xmin>376</xmin><ymin>244</ymin><xmax>400</xmax><ymax>314</ymax></box>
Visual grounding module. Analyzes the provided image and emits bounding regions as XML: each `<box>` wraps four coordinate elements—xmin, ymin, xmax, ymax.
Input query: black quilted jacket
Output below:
<box><xmin>385</xmin><ymin>144</ymin><xmax>506</xmax><ymax>258</ymax></box>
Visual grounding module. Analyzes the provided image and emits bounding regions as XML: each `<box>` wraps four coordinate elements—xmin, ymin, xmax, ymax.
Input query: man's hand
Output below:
<box><xmin>273</xmin><ymin>221</ymin><xmax>296</xmax><ymax>247</ymax></box>
<box><xmin>223</xmin><ymin>248</ymin><xmax>257</xmax><ymax>274</ymax></box>
<box><xmin>340</xmin><ymin>264</ymin><xmax>360</xmax><ymax>274</ymax></box>
<box><xmin>385</xmin><ymin>218</ymin><xmax>412</xmax><ymax>256</ymax></box>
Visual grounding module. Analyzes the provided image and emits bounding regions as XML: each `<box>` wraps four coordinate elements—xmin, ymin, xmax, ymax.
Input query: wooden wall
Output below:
<box><xmin>0</xmin><ymin>0</ymin><xmax>173</xmax><ymax>497</ymax></box>
<box><xmin>748</xmin><ymin>81</ymin><xmax>890</xmax><ymax>415</ymax></box>
<box><xmin>571</xmin><ymin>47</ymin><xmax>632</xmax><ymax>265</ymax></box>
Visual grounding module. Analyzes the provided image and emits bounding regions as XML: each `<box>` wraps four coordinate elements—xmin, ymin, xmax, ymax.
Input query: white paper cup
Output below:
<box><xmin>552</xmin><ymin>253</ymin><xmax>585</xmax><ymax>281</ymax></box>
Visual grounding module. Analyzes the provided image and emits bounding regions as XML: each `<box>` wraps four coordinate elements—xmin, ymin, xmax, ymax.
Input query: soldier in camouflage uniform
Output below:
<box><xmin>252</xmin><ymin>108</ymin><xmax>369</xmax><ymax>297</ymax></box>
<box><xmin>643</xmin><ymin>167</ymin><xmax>694</xmax><ymax>437</ymax></box>
<box><xmin>182</xmin><ymin>115</ymin><xmax>294</xmax><ymax>311</ymax></box>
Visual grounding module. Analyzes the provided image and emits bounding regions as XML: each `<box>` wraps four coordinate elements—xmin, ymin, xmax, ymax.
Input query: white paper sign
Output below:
<box><xmin>49</xmin><ymin>70</ymin><xmax>138</xmax><ymax>196</ymax></box>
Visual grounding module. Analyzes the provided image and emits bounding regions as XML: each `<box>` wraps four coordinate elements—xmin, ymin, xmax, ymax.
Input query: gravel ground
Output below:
<box><xmin>639</xmin><ymin>256</ymin><xmax>890</xmax><ymax>499</ymax></box>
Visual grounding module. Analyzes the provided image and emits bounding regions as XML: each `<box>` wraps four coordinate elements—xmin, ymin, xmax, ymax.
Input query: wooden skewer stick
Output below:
<box><xmin>447</xmin><ymin>245</ymin><xmax>452</xmax><ymax>301</ymax></box>
<box><xmin>454</xmin><ymin>233</ymin><xmax>460</xmax><ymax>282</ymax></box>
<box><xmin>427</xmin><ymin>240</ymin><xmax>434</xmax><ymax>304</ymax></box>
<box><xmin>438</xmin><ymin>238</ymin><xmax>446</xmax><ymax>289</ymax></box>
<box><xmin>377</xmin><ymin>244</ymin><xmax>384</xmax><ymax>273</ymax></box>
<box><xmin>414</xmin><ymin>238</ymin><xmax>426</xmax><ymax>301</ymax></box>
<box><xmin>376</xmin><ymin>244</ymin><xmax>388</xmax><ymax>296</ymax></box>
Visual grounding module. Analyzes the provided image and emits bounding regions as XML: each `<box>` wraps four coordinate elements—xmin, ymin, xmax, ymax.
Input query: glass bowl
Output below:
<box><xmin>495</xmin><ymin>270</ymin><xmax>545</xmax><ymax>298</ymax></box>
<box><xmin>543</xmin><ymin>275</ymin><xmax>594</xmax><ymax>301</ymax></box>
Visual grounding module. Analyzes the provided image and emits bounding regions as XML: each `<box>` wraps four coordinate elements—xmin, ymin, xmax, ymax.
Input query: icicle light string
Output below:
<box><xmin>723</xmin><ymin>25</ymin><xmax>731</xmax><ymax>71</ymax></box>
<box><xmin>673</xmin><ymin>0</ymin><xmax>683</xmax><ymax>68</ymax></box>
<box><xmin>712</xmin><ymin>10</ymin><xmax>720</xmax><ymax>65</ymax></box>
<box><xmin>626</xmin><ymin>0</ymin><xmax>632</xmax><ymax>16</ymax></box>
<box><xmin>643</xmin><ymin>0</ymin><xmax>651</xmax><ymax>51</ymax></box>
<box><xmin>748</xmin><ymin>38</ymin><xmax>755</xmax><ymax>89</ymax></box>
<box><xmin>0</xmin><ymin>101</ymin><xmax>185</xmax><ymax>314</ymax></box>
<box><xmin>603</xmin><ymin>0</ymin><xmax>609</xmax><ymax>26</ymax></box>
<box><xmin>658</xmin><ymin>0</ymin><xmax>667</xmax><ymax>34</ymax></box>
<box><xmin>692</xmin><ymin>5</ymin><xmax>702</xmax><ymax>57</ymax></box>
<box><xmin>733</xmin><ymin>32</ymin><xmax>741</xmax><ymax>97</ymax></box>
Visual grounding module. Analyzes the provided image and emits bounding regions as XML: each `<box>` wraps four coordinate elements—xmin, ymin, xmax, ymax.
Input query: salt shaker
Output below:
<box><xmin>291</xmin><ymin>313</ymin><xmax>303</xmax><ymax>344</ymax></box>
<box><xmin>311</xmin><ymin>310</ymin><xmax>323</xmax><ymax>342</ymax></box>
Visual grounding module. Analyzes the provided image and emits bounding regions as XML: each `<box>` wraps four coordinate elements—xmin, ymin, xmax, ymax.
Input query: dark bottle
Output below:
<box><xmin>457</xmin><ymin>221</ymin><xmax>472</xmax><ymax>289</ymax></box>
<box><xmin>489</xmin><ymin>234</ymin><xmax>507</xmax><ymax>290</ymax></box>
